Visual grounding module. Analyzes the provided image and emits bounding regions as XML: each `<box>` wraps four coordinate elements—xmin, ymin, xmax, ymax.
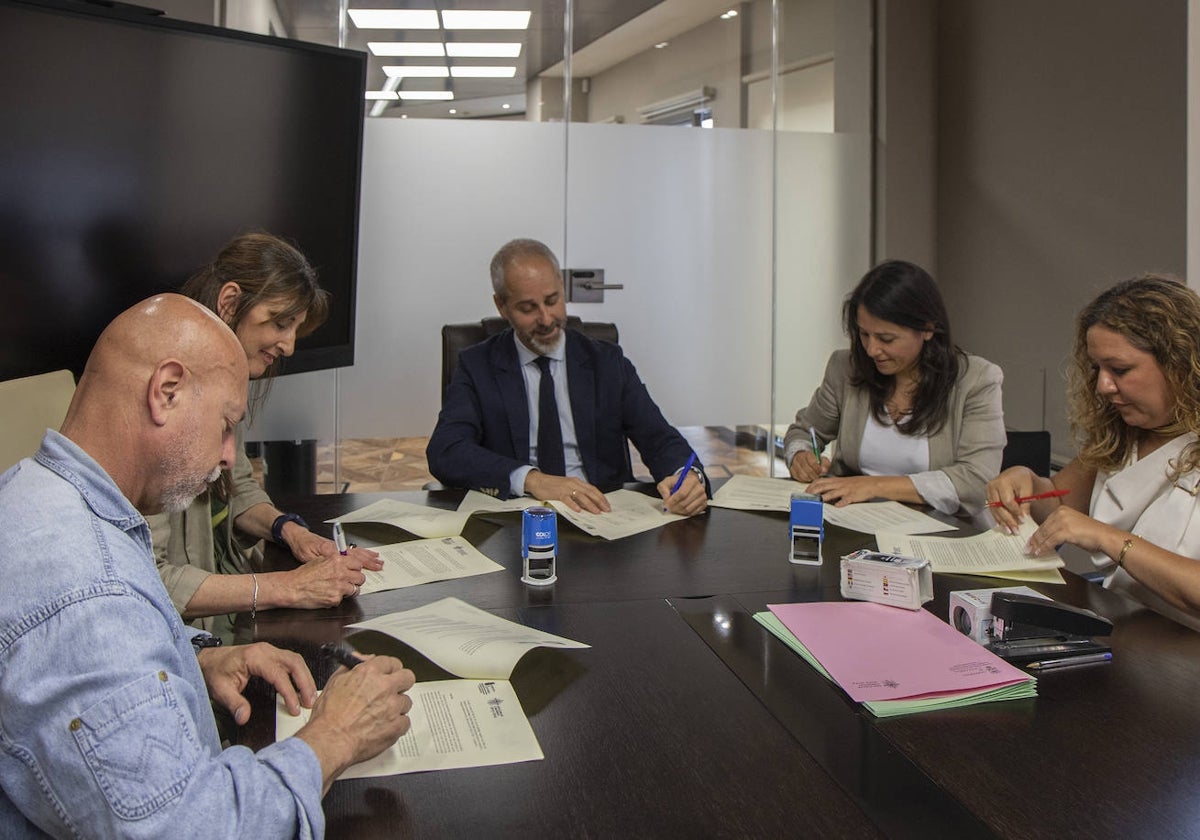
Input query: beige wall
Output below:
<box><xmin>585</xmin><ymin>0</ymin><xmax>841</xmax><ymax>129</ymax></box>
<box><xmin>875</xmin><ymin>0</ymin><xmax>937</xmax><ymax>270</ymax></box>
<box><xmin>585</xmin><ymin>11</ymin><xmax>743</xmax><ymax>126</ymax></box>
<box><xmin>881</xmin><ymin>0</ymin><xmax>1186</xmax><ymax>462</ymax></box>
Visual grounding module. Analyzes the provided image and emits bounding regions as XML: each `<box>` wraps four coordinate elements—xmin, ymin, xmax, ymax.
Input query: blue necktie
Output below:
<box><xmin>534</xmin><ymin>355</ymin><xmax>566</xmax><ymax>476</ymax></box>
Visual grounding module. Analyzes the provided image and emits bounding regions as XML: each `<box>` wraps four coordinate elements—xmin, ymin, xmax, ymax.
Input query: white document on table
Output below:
<box><xmin>709</xmin><ymin>474</ymin><xmax>798</xmax><ymax>512</ymax></box>
<box><xmin>709</xmin><ymin>476</ymin><xmax>954</xmax><ymax>535</ymax></box>
<box><xmin>276</xmin><ymin>679</ymin><xmax>543</xmax><ymax>778</ymax></box>
<box><xmin>328</xmin><ymin>498</ymin><xmax>471</xmax><ymax>538</ymax></box>
<box><xmin>358</xmin><ymin>537</ymin><xmax>503</xmax><ymax>595</ymax></box>
<box><xmin>456</xmin><ymin>491</ymin><xmax>541</xmax><ymax>515</ymax></box>
<box><xmin>347</xmin><ymin>596</ymin><xmax>590</xmax><ymax>679</ymax></box>
<box><xmin>549</xmin><ymin>488</ymin><xmax>686</xmax><ymax>540</ymax></box>
<box><xmin>823</xmin><ymin>500</ymin><xmax>956</xmax><ymax>535</ymax></box>
<box><xmin>876</xmin><ymin>519</ymin><xmax>1064</xmax><ymax>574</ymax></box>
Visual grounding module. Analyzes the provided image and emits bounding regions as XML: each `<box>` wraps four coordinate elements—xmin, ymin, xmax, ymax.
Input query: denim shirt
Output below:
<box><xmin>0</xmin><ymin>431</ymin><xmax>325</xmax><ymax>839</ymax></box>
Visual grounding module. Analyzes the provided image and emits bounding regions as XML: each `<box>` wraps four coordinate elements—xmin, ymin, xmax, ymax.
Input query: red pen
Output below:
<box><xmin>987</xmin><ymin>488</ymin><xmax>1069</xmax><ymax>508</ymax></box>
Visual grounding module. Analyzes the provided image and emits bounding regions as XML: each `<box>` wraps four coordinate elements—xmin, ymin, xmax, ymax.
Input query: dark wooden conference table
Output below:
<box><xmin>238</xmin><ymin>483</ymin><xmax>1200</xmax><ymax>839</ymax></box>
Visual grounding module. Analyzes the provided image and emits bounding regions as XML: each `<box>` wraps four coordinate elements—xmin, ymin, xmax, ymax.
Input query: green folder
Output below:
<box><xmin>753</xmin><ymin>611</ymin><xmax>1037</xmax><ymax>718</ymax></box>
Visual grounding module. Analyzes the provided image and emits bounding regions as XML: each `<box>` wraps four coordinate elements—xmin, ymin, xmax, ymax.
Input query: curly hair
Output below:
<box><xmin>1068</xmin><ymin>274</ymin><xmax>1200</xmax><ymax>479</ymax></box>
<box><xmin>843</xmin><ymin>260</ymin><xmax>963</xmax><ymax>436</ymax></box>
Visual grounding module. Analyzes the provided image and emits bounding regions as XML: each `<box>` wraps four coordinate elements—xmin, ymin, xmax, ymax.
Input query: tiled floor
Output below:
<box><xmin>294</xmin><ymin>426</ymin><xmax>786</xmax><ymax>494</ymax></box>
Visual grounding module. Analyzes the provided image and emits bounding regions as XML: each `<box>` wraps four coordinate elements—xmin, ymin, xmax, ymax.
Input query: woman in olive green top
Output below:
<box><xmin>148</xmin><ymin>233</ymin><xmax>382</xmax><ymax>632</ymax></box>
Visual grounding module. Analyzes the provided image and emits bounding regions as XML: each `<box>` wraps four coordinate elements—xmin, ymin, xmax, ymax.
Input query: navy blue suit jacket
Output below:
<box><xmin>426</xmin><ymin>328</ymin><xmax>699</xmax><ymax>499</ymax></box>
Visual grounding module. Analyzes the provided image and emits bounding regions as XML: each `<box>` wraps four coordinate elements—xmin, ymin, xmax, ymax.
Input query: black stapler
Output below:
<box><xmin>984</xmin><ymin>592</ymin><xmax>1114</xmax><ymax>665</ymax></box>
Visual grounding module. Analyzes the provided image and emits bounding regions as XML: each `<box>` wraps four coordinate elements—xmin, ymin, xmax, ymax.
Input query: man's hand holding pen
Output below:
<box><xmin>659</xmin><ymin>454</ymin><xmax>708</xmax><ymax>516</ymax></box>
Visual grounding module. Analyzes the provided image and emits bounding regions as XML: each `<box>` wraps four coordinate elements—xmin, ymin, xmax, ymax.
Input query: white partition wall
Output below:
<box><xmin>773</xmin><ymin>131</ymin><xmax>873</xmax><ymax>431</ymax></box>
<box><xmin>249</xmin><ymin>116</ymin><xmax>870</xmax><ymax>442</ymax></box>
<box><xmin>247</xmin><ymin>0</ymin><xmax>874</xmax><ymax>459</ymax></box>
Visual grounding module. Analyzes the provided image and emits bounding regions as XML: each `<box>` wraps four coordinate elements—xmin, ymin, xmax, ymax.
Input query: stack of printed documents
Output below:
<box><xmin>877</xmin><ymin>519</ymin><xmax>1066</xmax><ymax>584</ymax></box>
<box><xmin>277</xmin><ymin>598</ymin><xmax>590</xmax><ymax>777</ymax></box>
<box><xmin>755</xmin><ymin>601</ymin><xmax>1036</xmax><ymax>717</ymax></box>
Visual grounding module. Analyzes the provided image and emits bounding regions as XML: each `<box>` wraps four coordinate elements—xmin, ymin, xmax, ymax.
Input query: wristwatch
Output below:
<box><xmin>190</xmin><ymin>633</ymin><xmax>222</xmax><ymax>653</ymax></box>
<box><xmin>271</xmin><ymin>512</ymin><xmax>309</xmax><ymax>546</ymax></box>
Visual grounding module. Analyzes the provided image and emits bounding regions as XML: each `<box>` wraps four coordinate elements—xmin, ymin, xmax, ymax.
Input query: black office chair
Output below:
<box><xmin>1001</xmin><ymin>430</ymin><xmax>1052</xmax><ymax>477</ymax></box>
<box><xmin>439</xmin><ymin>316</ymin><xmax>619</xmax><ymax>405</ymax></box>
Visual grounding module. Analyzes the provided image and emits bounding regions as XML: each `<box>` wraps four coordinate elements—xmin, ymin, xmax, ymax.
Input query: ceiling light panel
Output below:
<box><xmin>450</xmin><ymin>66</ymin><xmax>517</xmax><ymax>78</ymax></box>
<box><xmin>440</xmin><ymin>10</ymin><xmax>531</xmax><ymax>30</ymax></box>
<box><xmin>368</xmin><ymin>42</ymin><xmax>446</xmax><ymax>57</ymax></box>
<box><xmin>445</xmin><ymin>42</ymin><xmax>522</xmax><ymax>58</ymax></box>
<box><xmin>348</xmin><ymin>9</ymin><xmax>439</xmax><ymax>29</ymax></box>
<box><xmin>364</xmin><ymin>91</ymin><xmax>399</xmax><ymax>100</ymax></box>
<box><xmin>399</xmin><ymin>91</ymin><xmax>455</xmax><ymax>100</ymax></box>
<box><xmin>382</xmin><ymin>65</ymin><xmax>449</xmax><ymax>78</ymax></box>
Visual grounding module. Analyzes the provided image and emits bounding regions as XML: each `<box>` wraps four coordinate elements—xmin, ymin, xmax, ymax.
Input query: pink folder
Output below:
<box><xmin>768</xmin><ymin>601</ymin><xmax>1030</xmax><ymax>702</ymax></box>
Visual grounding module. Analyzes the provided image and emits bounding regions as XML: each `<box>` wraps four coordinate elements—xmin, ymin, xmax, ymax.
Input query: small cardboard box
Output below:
<box><xmin>840</xmin><ymin>549</ymin><xmax>933</xmax><ymax>610</ymax></box>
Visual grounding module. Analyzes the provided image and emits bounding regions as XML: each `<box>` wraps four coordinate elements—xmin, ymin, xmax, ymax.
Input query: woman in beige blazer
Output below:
<box><xmin>784</xmin><ymin>260</ymin><xmax>1005</xmax><ymax>517</ymax></box>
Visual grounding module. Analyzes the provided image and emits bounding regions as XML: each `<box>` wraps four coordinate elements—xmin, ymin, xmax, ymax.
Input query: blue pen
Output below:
<box><xmin>809</xmin><ymin>426</ymin><xmax>820</xmax><ymax>455</ymax></box>
<box><xmin>664</xmin><ymin>452</ymin><xmax>697</xmax><ymax>511</ymax></box>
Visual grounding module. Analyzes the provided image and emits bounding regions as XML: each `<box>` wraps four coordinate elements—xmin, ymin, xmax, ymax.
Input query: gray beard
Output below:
<box><xmin>159</xmin><ymin>464</ymin><xmax>221</xmax><ymax>514</ymax></box>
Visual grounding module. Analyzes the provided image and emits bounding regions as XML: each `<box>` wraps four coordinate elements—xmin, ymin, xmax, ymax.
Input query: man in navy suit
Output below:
<box><xmin>427</xmin><ymin>239</ymin><xmax>708</xmax><ymax>515</ymax></box>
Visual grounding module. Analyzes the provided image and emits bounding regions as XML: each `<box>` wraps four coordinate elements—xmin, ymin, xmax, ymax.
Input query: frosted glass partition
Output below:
<box><xmin>248</xmin><ymin>118</ymin><xmax>869</xmax><ymax>443</ymax></box>
<box><xmin>772</xmin><ymin>131</ymin><xmax>873</xmax><ymax>444</ymax></box>
<box><xmin>249</xmin><ymin>117</ymin><xmax>567</xmax><ymax>441</ymax></box>
<box><xmin>565</xmin><ymin>122</ymin><xmax>869</xmax><ymax>428</ymax></box>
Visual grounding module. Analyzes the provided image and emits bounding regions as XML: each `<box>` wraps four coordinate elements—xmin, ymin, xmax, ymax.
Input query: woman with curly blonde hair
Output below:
<box><xmin>988</xmin><ymin>274</ymin><xmax>1200</xmax><ymax>630</ymax></box>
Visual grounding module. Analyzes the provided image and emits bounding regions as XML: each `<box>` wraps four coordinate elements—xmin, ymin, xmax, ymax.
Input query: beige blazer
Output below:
<box><xmin>784</xmin><ymin>349</ymin><xmax>1006</xmax><ymax>515</ymax></box>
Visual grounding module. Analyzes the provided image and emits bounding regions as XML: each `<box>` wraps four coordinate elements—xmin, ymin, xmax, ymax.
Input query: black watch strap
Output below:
<box><xmin>190</xmin><ymin>633</ymin><xmax>222</xmax><ymax>653</ymax></box>
<box><xmin>271</xmin><ymin>512</ymin><xmax>309</xmax><ymax>546</ymax></box>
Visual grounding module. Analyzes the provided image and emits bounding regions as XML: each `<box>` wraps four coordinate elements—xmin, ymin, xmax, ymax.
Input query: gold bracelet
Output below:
<box><xmin>1117</xmin><ymin>537</ymin><xmax>1135</xmax><ymax>568</ymax></box>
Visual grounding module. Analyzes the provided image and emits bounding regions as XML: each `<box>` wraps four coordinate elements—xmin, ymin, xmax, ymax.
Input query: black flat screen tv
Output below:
<box><xmin>0</xmin><ymin>0</ymin><xmax>366</xmax><ymax>381</ymax></box>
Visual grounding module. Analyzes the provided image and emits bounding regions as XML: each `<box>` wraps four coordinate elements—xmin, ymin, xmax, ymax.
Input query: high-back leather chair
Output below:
<box><xmin>440</xmin><ymin>316</ymin><xmax>619</xmax><ymax>405</ymax></box>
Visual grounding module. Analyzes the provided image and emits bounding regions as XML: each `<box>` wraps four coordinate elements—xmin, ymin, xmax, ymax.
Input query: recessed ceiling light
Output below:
<box><xmin>368</xmin><ymin>42</ymin><xmax>446</xmax><ymax>57</ymax></box>
<box><xmin>364</xmin><ymin>91</ymin><xmax>399</xmax><ymax>100</ymax></box>
<box><xmin>448</xmin><ymin>108</ymin><xmax>457</xmax><ymax>114</ymax></box>
<box><xmin>348</xmin><ymin>9</ymin><xmax>439</xmax><ymax>29</ymax></box>
<box><xmin>501</xmin><ymin>103</ymin><xmax>511</xmax><ymax>109</ymax></box>
<box><xmin>720</xmin><ymin>9</ymin><xmax>738</xmax><ymax>19</ymax></box>
<box><xmin>654</xmin><ymin>42</ymin><xmax>668</xmax><ymax>49</ymax></box>
<box><xmin>398</xmin><ymin>91</ymin><xmax>455</xmax><ymax>100</ymax></box>
<box><xmin>445</xmin><ymin>42</ymin><xmax>522</xmax><ymax>58</ymax></box>
<box><xmin>441</xmin><ymin>10</ymin><xmax>531</xmax><ymax>30</ymax></box>
<box><xmin>400</xmin><ymin>113</ymin><xmax>409</xmax><ymax>118</ymax></box>
<box><xmin>382</xmin><ymin>65</ymin><xmax>449</xmax><ymax>78</ymax></box>
<box><xmin>450</xmin><ymin>66</ymin><xmax>517</xmax><ymax>78</ymax></box>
